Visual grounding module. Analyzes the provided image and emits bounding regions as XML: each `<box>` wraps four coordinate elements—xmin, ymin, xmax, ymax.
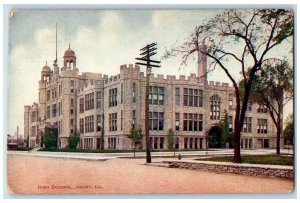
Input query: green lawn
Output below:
<box><xmin>198</xmin><ymin>155</ymin><xmax>294</xmax><ymax>166</ymax></box>
<box><xmin>39</xmin><ymin>148</ymin><xmax>209</xmax><ymax>153</ymax></box>
<box><xmin>11</xmin><ymin>147</ymin><xmax>34</xmax><ymax>151</ymax></box>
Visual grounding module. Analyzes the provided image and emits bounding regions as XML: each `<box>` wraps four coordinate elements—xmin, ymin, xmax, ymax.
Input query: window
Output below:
<box><xmin>243</xmin><ymin>117</ymin><xmax>252</xmax><ymax>133</ymax></box>
<box><xmin>70</xmin><ymin>80</ymin><xmax>75</xmax><ymax>93</ymax></box>
<box><xmin>175</xmin><ymin>113</ymin><xmax>180</xmax><ymax>131</ymax></box>
<box><xmin>31</xmin><ymin>126</ymin><xmax>36</xmax><ymax>137</ymax></box>
<box><xmin>257</xmin><ymin>119</ymin><xmax>268</xmax><ymax>134</ymax></box>
<box><xmin>109</xmin><ymin>88</ymin><xmax>118</xmax><ymax>107</ymax></box>
<box><xmin>58</xmin><ymin>102</ymin><xmax>61</xmax><ymax>116</ymax></box>
<box><xmin>228</xmin><ymin>94</ymin><xmax>233</xmax><ymax>110</ymax></box>
<box><xmin>47</xmin><ymin>90</ymin><xmax>50</xmax><ymax>101</ymax></box>
<box><xmin>149</xmin><ymin>86</ymin><xmax>164</xmax><ymax>105</ymax></box>
<box><xmin>46</xmin><ymin>106</ymin><xmax>50</xmax><ymax>119</ymax></box>
<box><xmin>121</xmin><ymin>83</ymin><xmax>123</xmax><ymax>104</ymax></box>
<box><xmin>85</xmin><ymin>116</ymin><xmax>94</xmax><ymax>133</ymax></box>
<box><xmin>70</xmin><ymin>99</ymin><xmax>74</xmax><ymax>115</ymax></box>
<box><xmin>97</xmin><ymin>115</ymin><xmax>101</xmax><ymax>132</ymax></box>
<box><xmin>246</xmin><ymin>103</ymin><xmax>252</xmax><ymax>111</ymax></box>
<box><xmin>175</xmin><ymin>88</ymin><xmax>180</xmax><ymax>106</ymax></box>
<box><xmin>228</xmin><ymin>116</ymin><xmax>233</xmax><ymax>133</ymax></box>
<box><xmin>210</xmin><ymin>94</ymin><xmax>221</xmax><ymax>120</ymax></box>
<box><xmin>109</xmin><ymin>113</ymin><xmax>117</xmax><ymax>131</ymax></box>
<box><xmin>79</xmin><ymin>98</ymin><xmax>84</xmax><ymax>113</ymax></box>
<box><xmin>52</xmin><ymin>104</ymin><xmax>57</xmax><ymax>117</ymax></box>
<box><xmin>85</xmin><ymin>92</ymin><xmax>94</xmax><ymax>110</ymax></box>
<box><xmin>58</xmin><ymin>121</ymin><xmax>61</xmax><ymax>135</ymax></box>
<box><xmin>183</xmin><ymin>88</ymin><xmax>203</xmax><ymax>107</ymax></box>
<box><xmin>70</xmin><ymin>119</ymin><xmax>74</xmax><ymax>132</ymax></box>
<box><xmin>189</xmin><ymin>138</ymin><xmax>193</xmax><ymax>149</ymax></box>
<box><xmin>184</xmin><ymin>138</ymin><xmax>188</xmax><ymax>149</ymax></box>
<box><xmin>59</xmin><ymin>85</ymin><xmax>61</xmax><ymax>96</ymax></box>
<box><xmin>52</xmin><ymin>89</ymin><xmax>55</xmax><ymax>100</ymax></box>
<box><xmin>183</xmin><ymin>113</ymin><xmax>203</xmax><ymax>132</ymax></box>
<box><xmin>160</xmin><ymin>137</ymin><xmax>164</xmax><ymax>149</ymax></box>
<box><xmin>132</xmin><ymin>83</ymin><xmax>136</xmax><ymax>103</ymax></box>
<box><xmin>121</xmin><ymin>111</ymin><xmax>123</xmax><ymax>130</ymax></box>
<box><xmin>108</xmin><ymin>137</ymin><xmax>117</xmax><ymax>149</ymax></box>
<box><xmin>132</xmin><ymin>110</ymin><xmax>136</xmax><ymax>129</ymax></box>
<box><xmin>174</xmin><ymin>137</ymin><xmax>179</xmax><ymax>149</ymax></box>
<box><xmin>149</xmin><ymin>112</ymin><xmax>164</xmax><ymax>131</ymax></box>
<box><xmin>195</xmin><ymin>138</ymin><xmax>198</xmax><ymax>149</ymax></box>
<box><xmin>84</xmin><ymin>138</ymin><xmax>94</xmax><ymax>149</ymax></box>
<box><xmin>257</xmin><ymin>104</ymin><xmax>268</xmax><ymax>113</ymax></box>
<box><xmin>31</xmin><ymin>111</ymin><xmax>37</xmax><ymax>122</ymax></box>
<box><xmin>79</xmin><ymin>118</ymin><xmax>84</xmax><ymax>133</ymax></box>
<box><xmin>154</xmin><ymin>137</ymin><xmax>158</xmax><ymax>149</ymax></box>
<box><xmin>96</xmin><ymin>91</ymin><xmax>101</xmax><ymax>109</ymax></box>
<box><xmin>249</xmin><ymin>139</ymin><xmax>252</xmax><ymax>148</ymax></box>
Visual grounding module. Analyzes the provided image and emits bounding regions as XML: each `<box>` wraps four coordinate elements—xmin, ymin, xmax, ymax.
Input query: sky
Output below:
<box><xmin>6</xmin><ymin>9</ymin><xmax>293</xmax><ymax>136</ymax></box>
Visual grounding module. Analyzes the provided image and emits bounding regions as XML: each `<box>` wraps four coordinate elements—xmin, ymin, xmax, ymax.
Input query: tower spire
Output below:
<box><xmin>55</xmin><ymin>22</ymin><xmax>57</xmax><ymax>62</ymax></box>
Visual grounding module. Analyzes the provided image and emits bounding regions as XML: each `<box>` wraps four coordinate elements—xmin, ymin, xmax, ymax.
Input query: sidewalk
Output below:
<box><xmin>7</xmin><ymin>148</ymin><xmax>293</xmax><ymax>161</ymax></box>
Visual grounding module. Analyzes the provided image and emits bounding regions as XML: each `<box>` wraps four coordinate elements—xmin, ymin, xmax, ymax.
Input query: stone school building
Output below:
<box><xmin>24</xmin><ymin>44</ymin><xmax>277</xmax><ymax>150</ymax></box>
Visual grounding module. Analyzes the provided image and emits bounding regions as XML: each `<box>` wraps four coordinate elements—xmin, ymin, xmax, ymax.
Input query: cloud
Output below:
<box><xmin>71</xmin><ymin>12</ymin><xmax>127</xmax><ymax>75</ymax></box>
<box><xmin>7</xmin><ymin>10</ymin><xmax>293</xmax><ymax>136</ymax></box>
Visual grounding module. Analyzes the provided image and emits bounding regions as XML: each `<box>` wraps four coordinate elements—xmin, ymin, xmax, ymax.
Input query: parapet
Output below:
<box><xmin>79</xmin><ymin>79</ymin><xmax>103</xmax><ymax>93</ymax></box>
<box><xmin>24</xmin><ymin>105</ymin><xmax>31</xmax><ymax>112</ymax></box>
<box><xmin>104</xmin><ymin>74</ymin><xmax>122</xmax><ymax>85</ymax></box>
<box><xmin>120</xmin><ymin>64</ymin><xmax>140</xmax><ymax>72</ymax></box>
<box><xmin>207</xmin><ymin>81</ymin><xmax>231</xmax><ymax>89</ymax></box>
<box><xmin>81</xmin><ymin>72</ymin><xmax>102</xmax><ymax>80</ymax></box>
<box><xmin>120</xmin><ymin>64</ymin><xmax>141</xmax><ymax>79</ymax></box>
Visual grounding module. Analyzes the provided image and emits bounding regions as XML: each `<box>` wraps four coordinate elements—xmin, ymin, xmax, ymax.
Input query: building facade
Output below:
<box><xmin>24</xmin><ymin>44</ymin><xmax>279</xmax><ymax>150</ymax></box>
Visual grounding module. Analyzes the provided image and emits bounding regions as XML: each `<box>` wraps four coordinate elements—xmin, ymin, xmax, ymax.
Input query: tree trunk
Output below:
<box><xmin>276</xmin><ymin>115</ymin><xmax>281</xmax><ymax>155</ymax></box>
<box><xmin>276</xmin><ymin>127</ymin><xmax>281</xmax><ymax>155</ymax></box>
<box><xmin>276</xmin><ymin>88</ymin><xmax>284</xmax><ymax>155</ymax></box>
<box><xmin>233</xmin><ymin>130</ymin><xmax>242</xmax><ymax>163</ymax></box>
<box><xmin>233</xmin><ymin>87</ymin><xmax>242</xmax><ymax>163</ymax></box>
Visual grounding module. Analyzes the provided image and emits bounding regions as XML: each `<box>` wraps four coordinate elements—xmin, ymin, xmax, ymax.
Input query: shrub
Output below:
<box><xmin>68</xmin><ymin>132</ymin><xmax>80</xmax><ymax>149</ymax></box>
<box><xmin>43</xmin><ymin>131</ymin><xmax>57</xmax><ymax>149</ymax></box>
<box><xmin>167</xmin><ymin>129</ymin><xmax>174</xmax><ymax>150</ymax></box>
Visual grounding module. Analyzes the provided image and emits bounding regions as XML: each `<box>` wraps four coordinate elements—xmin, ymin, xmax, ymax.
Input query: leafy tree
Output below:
<box><xmin>163</xmin><ymin>9</ymin><xmax>293</xmax><ymax>163</ymax></box>
<box><xmin>128</xmin><ymin>128</ymin><xmax>143</xmax><ymax>157</ymax></box>
<box><xmin>240</xmin><ymin>60</ymin><xmax>293</xmax><ymax>154</ymax></box>
<box><xmin>208</xmin><ymin>127</ymin><xmax>222</xmax><ymax>148</ymax></box>
<box><xmin>167</xmin><ymin>129</ymin><xmax>174</xmax><ymax>150</ymax></box>
<box><xmin>218</xmin><ymin>111</ymin><xmax>233</xmax><ymax>148</ymax></box>
<box><xmin>43</xmin><ymin>131</ymin><xmax>57</xmax><ymax>149</ymax></box>
<box><xmin>68</xmin><ymin>131</ymin><xmax>80</xmax><ymax>149</ymax></box>
<box><xmin>283</xmin><ymin>113</ymin><xmax>294</xmax><ymax>145</ymax></box>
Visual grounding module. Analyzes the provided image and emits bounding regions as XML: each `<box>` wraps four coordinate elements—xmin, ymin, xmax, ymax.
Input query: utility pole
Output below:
<box><xmin>136</xmin><ymin>43</ymin><xmax>160</xmax><ymax>163</ymax></box>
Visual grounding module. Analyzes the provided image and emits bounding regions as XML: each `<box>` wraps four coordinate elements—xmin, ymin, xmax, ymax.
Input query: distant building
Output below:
<box><xmin>24</xmin><ymin>43</ymin><xmax>278</xmax><ymax>150</ymax></box>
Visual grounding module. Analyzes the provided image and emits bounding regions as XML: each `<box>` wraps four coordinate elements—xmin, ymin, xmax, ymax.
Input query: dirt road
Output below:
<box><xmin>6</xmin><ymin>154</ymin><xmax>293</xmax><ymax>194</ymax></box>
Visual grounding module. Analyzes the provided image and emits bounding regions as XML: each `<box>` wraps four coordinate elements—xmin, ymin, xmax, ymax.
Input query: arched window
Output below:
<box><xmin>210</xmin><ymin>94</ymin><xmax>221</xmax><ymax>120</ymax></box>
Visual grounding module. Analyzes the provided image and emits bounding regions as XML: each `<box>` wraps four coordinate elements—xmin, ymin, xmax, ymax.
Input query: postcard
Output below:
<box><xmin>6</xmin><ymin>8</ymin><xmax>294</xmax><ymax>195</ymax></box>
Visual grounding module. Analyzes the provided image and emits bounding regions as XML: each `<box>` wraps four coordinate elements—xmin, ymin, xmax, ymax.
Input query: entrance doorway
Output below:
<box><xmin>208</xmin><ymin>126</ymin><xmax>222</xmax><ymax>148</ymax></box>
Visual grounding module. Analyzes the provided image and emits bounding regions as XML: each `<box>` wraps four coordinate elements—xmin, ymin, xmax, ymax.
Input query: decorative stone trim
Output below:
<box><xmin>163</xmin><ymin>160</ymin><xmax>293</xmax><ymax>179</ymax></box>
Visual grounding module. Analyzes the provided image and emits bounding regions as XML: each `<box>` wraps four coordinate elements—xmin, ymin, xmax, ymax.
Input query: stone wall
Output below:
<box><xmin>164</xmin><ymin>160</ymin><xmax>293</xmax><ymax>179</ymax></box>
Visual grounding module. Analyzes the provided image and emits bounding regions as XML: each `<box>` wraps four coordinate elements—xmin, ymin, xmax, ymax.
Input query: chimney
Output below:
<box><xmin>197</xmin><ymin>42</ymin><xmax>207</xmax><ymax>84</ymax></box>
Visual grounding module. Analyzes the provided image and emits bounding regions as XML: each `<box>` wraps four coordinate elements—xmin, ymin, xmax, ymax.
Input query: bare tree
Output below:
<box><xmin>163</xmin><ymin>9</ymin><xmax>293</xmax><ymax>163</ymax></box>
